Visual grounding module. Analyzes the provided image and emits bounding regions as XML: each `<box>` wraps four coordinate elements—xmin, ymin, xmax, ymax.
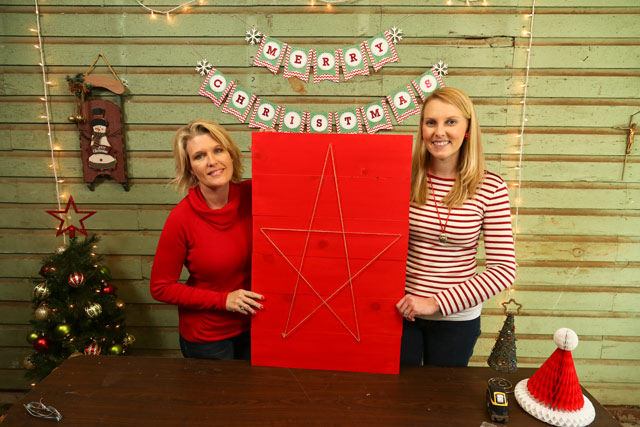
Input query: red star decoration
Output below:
<box><xmin>46</xmin><ymin>196</ymin><xmax>96</xmax><ymax>238</ymax></box>
<box><xmin>261</xmin><ymin>145</ymin><xmax>401</xmax><ymax>341</ymax></box>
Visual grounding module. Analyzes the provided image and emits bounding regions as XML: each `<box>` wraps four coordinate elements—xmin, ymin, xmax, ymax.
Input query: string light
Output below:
<box><xmin>33</xmin><ymin>0</ymin><xmax>65</xmax><ymax>244</ymax></box>
<box><xmin>135</xmin><ymin>0</ymin><xmax>203</xmax><ymax>19</ymax></box>
<box><xmin>445</xmin><ymin>0</ymin><xmax>488</xmax><ymax>6</ymax></box>
<box><xmin>506</xmin><ymin>0</ymin><xmax>536</xmax><ymax>301</ymax></box>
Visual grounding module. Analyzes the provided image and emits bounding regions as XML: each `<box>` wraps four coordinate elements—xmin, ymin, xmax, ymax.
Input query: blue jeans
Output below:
<box><xmin>179</xmin><ymin>331</ymin><xmax>250</xmax><ymax>361</ymax></box>
<box><xmin>400</xmin><ymin>317</ymin><xmax>481</xmax><ymax>367</ymax></box>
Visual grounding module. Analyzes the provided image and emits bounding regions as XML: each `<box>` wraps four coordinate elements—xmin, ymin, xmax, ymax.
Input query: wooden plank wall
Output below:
<box><xmin>1</xmin><ymin>0</ymin><xmax>639</xmax><ymax>405</ymax></box>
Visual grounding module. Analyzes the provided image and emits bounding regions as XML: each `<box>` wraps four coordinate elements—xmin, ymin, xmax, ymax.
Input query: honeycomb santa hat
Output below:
<box><xmin>514</xmin><ymin>328</ymin><xmax>596</xmax><ymax>427</ymax></box>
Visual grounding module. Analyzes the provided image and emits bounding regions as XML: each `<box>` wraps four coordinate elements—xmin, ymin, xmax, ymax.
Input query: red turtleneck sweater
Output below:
<box><xmin>150</xmin><ymin>181</ymin><xmax>252</xmax><ymax>342</ymax></box>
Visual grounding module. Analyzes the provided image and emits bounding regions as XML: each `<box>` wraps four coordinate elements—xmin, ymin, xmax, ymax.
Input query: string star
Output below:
<box><xmin>261</xmin><ymin>145</ymin><xmax>401</xmax><ymax>342</ymax></box>
<box><xmin>46</xmin><ymin>196</ymin><xmax>96</xmax><ymax>238</ymax></box>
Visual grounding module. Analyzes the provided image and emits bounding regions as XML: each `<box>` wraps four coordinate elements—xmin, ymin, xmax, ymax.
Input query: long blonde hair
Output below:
<box><xmin>171</xmin><ymin>119</ymin><xmax>244</xmax><ymax>194</ymax></box>
<box><xmin>411</xmin><ymin>87</ymin><xmax>485</xmax><ymax>208</ymax></box>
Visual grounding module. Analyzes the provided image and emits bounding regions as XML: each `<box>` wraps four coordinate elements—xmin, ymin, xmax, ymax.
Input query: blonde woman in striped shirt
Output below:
<box><xmin>396</xmin><ymin>87</ymin><xmax>516</xmax><ymax>366</ymax></box>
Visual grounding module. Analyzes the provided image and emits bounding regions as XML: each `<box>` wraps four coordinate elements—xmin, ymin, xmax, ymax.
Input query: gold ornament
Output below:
<box><xmin>33</xmin><ymin>282</ymin><xmax>51</xmax><ymax>300</ymax></box>
<box><xmin>108</xmin><ymin>344</ymin><xmax>123</xmax><ymax>355</ymax></box>
<box><xmin>123</xmin><ymin>333</ymin><xmax>136</xmax><ymax>346</ymax></box>
<box><xmin>34</xmin><ymin>304</ymin><xmax>52</xmax><ymax>321</ymax></box>
<box><xmin>22</xmin><ymin>356</ymin><xmax>36</xmax><ymax>370</ymax></box>
<box><xmin>84</xmin><ymin>302</ymin><xmax>102</xmax><ymax>318</ymax></box>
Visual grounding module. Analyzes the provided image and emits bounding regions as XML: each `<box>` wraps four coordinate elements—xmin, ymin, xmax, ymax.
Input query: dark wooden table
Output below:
<box><xmin>3</xmin><ymin>355</ymin><xmax>619</xmax><ymax>426</ymax></box>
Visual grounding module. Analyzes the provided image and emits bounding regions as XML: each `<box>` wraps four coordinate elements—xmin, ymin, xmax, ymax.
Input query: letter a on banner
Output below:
<box><xmin>253</xmin><ymin>35</ymin><xmax>287</xmax><ymax>74</ymax></box>
<box><xmin>198</xmin><ymin>68</ymin><xmax>235</xmax><ymax>107</ymax></box>
<box><xmin>386</xmin><ymin>85</ymin><xmax>421</xmax><ymax>124</ymax></box>
<box><xmin>364</xmin><ymin>31</ymin><xmax>399</xmax><ymax>72</ymax></box>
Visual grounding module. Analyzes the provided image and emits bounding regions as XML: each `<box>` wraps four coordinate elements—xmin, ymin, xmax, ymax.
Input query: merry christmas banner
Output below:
<box><xmin>252</xmin><ymin>31</ymin><xmax>400</xmax><ymax>82</ymax></box>
<box><xmin>198</xmin><ymin>66</ymin><xmax>445</xmax><ymax>134</ymax></box>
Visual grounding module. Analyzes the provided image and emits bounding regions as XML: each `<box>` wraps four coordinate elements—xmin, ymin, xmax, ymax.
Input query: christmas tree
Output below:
<box><xmin>487</xmin><ymin>311</ymin><xmax>517</xmax><ymax>373</ymax></box>
<box><xmin>24</xmin><ymin>235</ymin><xmax>134</xmax><ymax>381</ymax></box>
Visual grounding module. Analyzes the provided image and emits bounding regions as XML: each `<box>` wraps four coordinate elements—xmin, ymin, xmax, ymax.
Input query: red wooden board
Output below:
<box><xmin>251</xmin><ymin>132</ymin><xmax>412</xmax><ymax>374</ymax></box>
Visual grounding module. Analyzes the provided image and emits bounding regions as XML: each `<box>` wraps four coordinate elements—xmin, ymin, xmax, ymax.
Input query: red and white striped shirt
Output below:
<box><xmin>405</xmin><ymin>171</ymin><xmax>516</xmax><ymax>321</ymax></box>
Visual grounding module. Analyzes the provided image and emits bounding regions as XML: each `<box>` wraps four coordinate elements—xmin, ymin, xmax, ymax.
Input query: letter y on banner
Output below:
<box><xmin>364</xmin><ymin>31</ymin><xmax>398</xmax><ymax>72</ymax></box>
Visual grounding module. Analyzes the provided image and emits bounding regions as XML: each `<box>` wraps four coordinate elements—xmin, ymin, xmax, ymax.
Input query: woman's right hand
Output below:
<box><xmin>226</xmin><ymin>289</ymin><xmax>265</xmax><ymax>315</ymax></box>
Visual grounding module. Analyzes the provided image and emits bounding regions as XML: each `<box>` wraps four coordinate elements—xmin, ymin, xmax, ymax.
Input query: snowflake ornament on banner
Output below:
<box><xmin>195</xmin><ymin>59</ymin><xmax>213</xmax><ymax>77</ymax></box>
<box><xmin>389</xmin><ymin>26</ymin><xmax>403</xmax><ymax>44</ymax></box>
<box><xmin>433</xmin><ymin>60</ymin><xmax>449</xmax><ymax>77</ymax></box>
<box><xmin>245</xmin><ymin>26</ymin><xmax>262</xmax><ymax>45</ymax></box>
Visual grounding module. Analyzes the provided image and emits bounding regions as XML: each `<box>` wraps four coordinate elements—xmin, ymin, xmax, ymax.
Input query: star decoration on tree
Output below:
<box><xmin>46</xmin><ymin>196</ymin><xmax>97</xmax><ymax>238</ymax></box>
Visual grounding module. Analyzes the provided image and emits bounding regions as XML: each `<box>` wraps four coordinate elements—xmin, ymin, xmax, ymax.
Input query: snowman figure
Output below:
<box><xmin>87</xmin><ymin>108</ymin><xmax>117</xmax><ymax>171</ymax></box>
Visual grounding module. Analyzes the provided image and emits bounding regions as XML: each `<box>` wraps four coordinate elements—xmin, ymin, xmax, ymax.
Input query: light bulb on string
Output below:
<box><xmin>150</xmin><ymin>10</ymin><xmax>156</xmax><ymax>19</ymax></box>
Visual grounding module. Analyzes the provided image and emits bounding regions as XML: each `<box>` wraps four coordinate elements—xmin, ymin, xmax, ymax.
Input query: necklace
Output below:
<box><xmin>427</xmin><ymin>172</ymin><xmax>452</xmax><ymax>243</ymax></box>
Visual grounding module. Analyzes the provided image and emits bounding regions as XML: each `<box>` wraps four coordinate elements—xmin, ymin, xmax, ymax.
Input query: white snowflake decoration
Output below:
<box><xmin>195</xmin><ymin>59</ymin><xmax>212</xmax><ymax>77</ymax></box>
<box><xmin>433</xmin><ymin>60</ymin><xmax>449</xmax><ymax>77</ymax></box>
<box><xmin>389</xmin><ymin>26</ymin><xmax>403</xmax><ymax>44</ymax></box>
<box><xmin>245</xmin><ymin>26</ymin><xmax>262</xmax><ymax>45</ymax></box>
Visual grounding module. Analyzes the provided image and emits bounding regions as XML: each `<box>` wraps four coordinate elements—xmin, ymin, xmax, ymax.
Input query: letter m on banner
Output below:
<box><xmin>253</xmin><ymin>35</ymin><xmax>287</xmax><ymax>74</ymax></box>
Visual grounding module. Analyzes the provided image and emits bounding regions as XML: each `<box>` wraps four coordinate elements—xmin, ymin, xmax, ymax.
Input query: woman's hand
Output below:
<box><xmin>226</xmin><ymin>289</ymin><xmax>265</xmax><ymax>315</ymax></box>
<box><xmin>396</xmin><ymin>295</ymin><xmax>440</xmax><ymax>321</ymax></box>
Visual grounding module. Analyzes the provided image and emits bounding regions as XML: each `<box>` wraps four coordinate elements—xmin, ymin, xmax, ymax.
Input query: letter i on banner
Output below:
<box><xmin>198</xmin><ymin>68</ymin><xmax>235</xmax><ymax>107</ymax></box>
<box><xmin>278</xmin><ymin>107</ymin><xmax>308</xmax><ymax>133</ymax></box>
<box><xmin>334</xmin><ymin>108</ymin><xmax>363</xmax><ymax>134</ymax></box>
<box><xmin>360</xmin><ymin>99</ymin><xmax>393</xmax><ymax>134</ymax></box>
<box><xmin>221</xmin><ymin>84</ymin><xmax>257</xmax><ymax>122</ymax></box>
<box><xmin>364</xmin><ymin>31</ymin><xmax>399</xmax><ymax>72</ymax></box>
<box><xmin>307</xmin><ymin>112</ymin><xmax>333</xmax><ymax>134</ymax></box>
<box><xmin>313</xmin><ymin>49</ymin><xmax>341</xmax><ymax>83</ymax></box>
<box><xmin>386</xmin><ymin>85</ymin><xmax>421</xmax><ymax>124</ymax></box>
<box><xmin>341</xmin><ymin>43</ymin><xmax>370</xmax><ymax>81</ymax></box>
<box><xmin>411</xmin><ymin>66</ymin><xmax>446</xmax><ymax>101</ymax></box>
<box><xmin>253</xmin><ymin>35</ymin><xmax>287</xmax><ymax>74</ymax></box>
<box><xmin>282</xmin><ymin>45</ymin><xmax>312</xmax><ymax>82</ymax></box>
<box><xmin>249</xmin><ymin>98</ymin><xmax>282</xmax><ymax>130</ymax></box>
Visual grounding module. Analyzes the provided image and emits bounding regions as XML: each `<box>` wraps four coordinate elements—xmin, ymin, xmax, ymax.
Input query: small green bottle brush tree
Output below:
<box><xmin>24</xmin><ymin>234</ymin><xmax>135</xmax><ymax>382</ymax></box>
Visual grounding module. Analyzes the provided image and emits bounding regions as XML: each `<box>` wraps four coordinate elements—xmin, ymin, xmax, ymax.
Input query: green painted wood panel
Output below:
<box><xmin>2</xmin><ymin>0</ymin><xmax>639</xmax><ymax>406</ymax></box>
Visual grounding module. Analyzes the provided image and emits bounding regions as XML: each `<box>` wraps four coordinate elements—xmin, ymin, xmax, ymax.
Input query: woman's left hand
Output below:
<box><xmin>396</xmin><ymin>295</ymin><xmax>440</xmax><ymax>321</ymax></box>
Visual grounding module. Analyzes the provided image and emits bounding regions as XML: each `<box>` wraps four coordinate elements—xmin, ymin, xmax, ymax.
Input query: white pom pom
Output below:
<box><xmin>554</xmin><ymin>328</ymin><xmax>579</xmax><ymax>351</ymax></box>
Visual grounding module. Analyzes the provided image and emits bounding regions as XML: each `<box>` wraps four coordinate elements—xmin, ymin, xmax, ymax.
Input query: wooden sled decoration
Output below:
<box><xmin>67</xmin><ymin>54</ymin><xmax>129</xmax><ymax>191</ymax></box>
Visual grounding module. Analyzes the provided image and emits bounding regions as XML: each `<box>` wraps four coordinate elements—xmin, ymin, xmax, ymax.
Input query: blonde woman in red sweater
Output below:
<box><xmin>151</xmin><ymin>120</ymin><xmax>264</xmax><ymax>360</ymax></box>
<box><xmin>396</xmin><ymin>88</ymin><xmax>516</xmax><ymax>366</ymax></box>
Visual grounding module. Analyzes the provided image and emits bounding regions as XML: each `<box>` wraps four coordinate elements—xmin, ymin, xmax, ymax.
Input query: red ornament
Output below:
<box><xmin>34</xmin><ymin>337</ymin><xmax>50</xmax><ymax>352</ymax></box>
<box><xmin>39</xmin><ymin>265</ymin><xmax>55</xmax><ymax>277</ymax></box>
<box><xmin>84</xmin><ymin>342</ymin><xmax>101</xmax><ymax>355</ymax></box>
<box><xmin>68</xmin><ymin>272</ymin><xmax>86</xmax><ymax>288</ymax></box>
<box><xmin>45</xmin><ymin>196</ymin><xmax>97</xmax><ymax>238</ymax></box>
<box><xmin>101</xmin><ymin>284</ymin><xmax>115</xmax><ymax>295</ymax></box>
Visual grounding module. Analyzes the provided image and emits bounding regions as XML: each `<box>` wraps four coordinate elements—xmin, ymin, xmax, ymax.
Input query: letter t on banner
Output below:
<box><xmin>251</xmin><ymin>132</ymin><xmax>412</xmax><ymax>374</ymax></box>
